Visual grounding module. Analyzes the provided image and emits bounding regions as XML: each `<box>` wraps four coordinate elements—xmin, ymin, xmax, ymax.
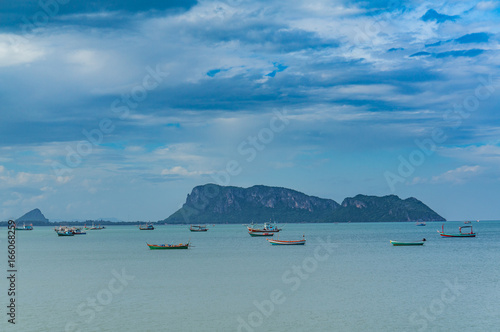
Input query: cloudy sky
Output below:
<box><xmin>1</xmin><ymin>0</ymin><xmax>499</xmax><ymax>221</ymax></box>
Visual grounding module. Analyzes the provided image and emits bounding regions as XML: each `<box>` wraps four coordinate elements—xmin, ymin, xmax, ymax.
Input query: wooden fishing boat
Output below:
<box><xmin>139</xmin><ymin>224</ymin><xmax>155</xmax><ymax>230</ymax></box>
<box><xmin>267</xmin><ymin>235</ymin><xmax>305</xmax><ymax>245</ymax></box>
<box><xmin>438</xmin><ymin>224</ymin><xmax>476</xmax><ymax>237</ymax></box>
<box><xmin>87</xmin><ymin>223</ymin><xmax>105</xmax><ymax>230</ymax></box>
<box><xmin>57</xmin><ymin>231</ymin><xmax>74</xmax><ymax>236</ymax></box>
<box><xmin>147</xmin><ymin>242</ymin><xmax>190</xmax><ymax>250</ymax></box>
<box><xmin>189</xmin><ymin>225</ymin><xmax>208</xmax><ymax>232</ymax></box>
<box><xmin>416</xmin><ymin>221</ymin><xmax>426</xmax><ymax>226</ymax></box>
<box><xmin>390</xmin><ymin>239</ymin><xmax>426</xmax><ymax>246</ymax></box>
<box><xmin>15</xmin><ymin>223</ymin><xmax>33</xmax><ymax>230</ymax></box>
<box><xmin>72</xmin><ymin>228</ymin><xmax>86</xmax><ymax>235</ymax></box>
<box><xmin>247</xmin><ymin>222</ymin><xmax>281</xmax><ymax>233</ymax></box>
<box><xmin>249</xmin><ymin>232</ymin><xmax>274</xmax><ymax>237</ymax></box>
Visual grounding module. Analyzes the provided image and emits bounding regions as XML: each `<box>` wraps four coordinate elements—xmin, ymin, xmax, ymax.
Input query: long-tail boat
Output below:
<box><xmin>189</xmin><ymin>225</ymin><xmax>208</xmax><ymax>232</ymax></box>
<box><xmin>247</xmin><ymin>222</ymin><xmax>281</xmax><ymax>233</ymax></box>
<box><xmin>15</xmin><ymin>223</ymin><xmax>33</xmax><ymax>230</ymax></box>
<box><xmin>57</xmin><ymin>230</ymin><xmax>74</xmax><ymax>236</ymax></box>
<box><xmin>267</xmin><ymin>235</ymin><xmax>305</xmax><ymax>245</ymax></box>
<box><xmin>147</xmin><ymin>242</ymin><xmax>190</xmax><ymax>250</ymax></box>
<box><xmin>249</xmin><ymin>232</ymin><xmax>274</xmax><ymax>237</ymax></box>
<box><xmin>390</xmin><ymin>239</ymin><xmax>426</xmax><ymax>246</ymax></box>
<box><xmin>87</xmin><ymin>223</ymin><xmax>105</xmax><ymax>230</ymax></box>
<box><xmin>139</xmin><ymin>223</ymin><xmax>155</xmax><ymax>230</ymax></box>
<box><xmin>438</xmin><ymin>224</ymin><xmax>476</xmax><ymax>237</ymax></box>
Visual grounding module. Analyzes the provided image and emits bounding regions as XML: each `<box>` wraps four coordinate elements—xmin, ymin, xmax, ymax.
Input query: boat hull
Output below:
<box><xmin>439</xmin><ymin>233</ymin><xmax>476</xmax><ymax>237</ymax></box>
<box><xmin>248</xmin><ymin>228</ymin><xmax>280</xmax><ymax>233</ymax></box>
<box><xmin>147</xmin><ymin>243</ymin><xmax>189</xmax><ymax>250</ymax></box>
<box><xmin>267</xmin><ymin>239</ymin><xmax>305</xmax><ymax>245</ymax></box>
<box><xmin>390</xmin><ymin>240</ymin><xmax>424</xmax><ymax>246</ymax></box>
<box><xmin>57</xmin><ymin>232</ymin><xmax>74</xmax><ymax>236</ymax></box>
<box><xmin>249</xmin><ymin>232</ymin><xmax>274</xmax><ymax>237</ymax></box>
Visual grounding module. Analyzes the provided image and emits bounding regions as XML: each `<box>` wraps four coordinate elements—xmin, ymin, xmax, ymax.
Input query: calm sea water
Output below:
<box><xmin>1</xmin><ymin>221</ymin><xmax>499</xmax><ymax>332</ymax></box>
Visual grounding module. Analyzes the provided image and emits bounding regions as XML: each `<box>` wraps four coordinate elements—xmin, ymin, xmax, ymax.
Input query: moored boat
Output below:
<box><xmin>416</xmin><ymin>221</ymin><xmax>426</xmax><ymax>226</ymax></box>
<box><xmin>55</xmin><ymin>226</ymin><xmax>86</xmax><ymax>235</ymax></box>
<box><xmin>247</xmin><ymin>222</ymin><xmax>281</xmax><ymax>233</ymax></box>
<box><xmin>438</xmin><ymin>224</ymin><xmax>476</xmax><ymax>237</ymax></box>
<box><xmin>57</xmin><ymin>230</ymin><xmax>74</xmax><ymax>236</ymax></box>
<box><xmin>249</xmin><ymin>232</ymin><xmax>274</xmax><ymax>237</ymax></box>
<box><xmin>147</xmin><ymin>242</ymin><xmax>190</xmax><ymax>250</ymax></box>
<box><xmin>267</xmin><ymin>235</ymin><xmax>305</xmax><ymax>245</ymax></box>
<box><xmin>139</xmin><ymin>223</ymin><xmax>155</xmax><ymax>230</ymax></box>
<box><xmin>189</xmin><ymin>225</ymin><xmax>208</xmax><ymax>232</ymax></box>
<box><xmin>88</xmin><ymin>223</ymin><xmax>105</xmax><ymax>230</ymax></box>
<box><xmin>15</xmin><ymin>223</ymin><xmax>33</xmax><ymax>230</ymax></box>
<box><xmin>390</xmin><ymin>239</ymin><xmax>426</xmax><ymax>246</ymax></box>
<box><xmin>72</xmin><ymin>227</ymin><xmax>86</xmax><ymax>235</ymax></box>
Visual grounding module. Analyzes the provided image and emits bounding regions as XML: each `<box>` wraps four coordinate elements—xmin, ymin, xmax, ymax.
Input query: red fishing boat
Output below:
<box><xmin>247</xmin><ymin>222</ymin><xmax>281</xmax><ymax>233</ymax></box>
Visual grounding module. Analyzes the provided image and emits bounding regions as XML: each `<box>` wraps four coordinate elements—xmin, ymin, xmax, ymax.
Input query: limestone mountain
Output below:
<box><xmin>162</xmin><ymin>184</ymin><xmax>445</xmax><ymax>224</ymax></box>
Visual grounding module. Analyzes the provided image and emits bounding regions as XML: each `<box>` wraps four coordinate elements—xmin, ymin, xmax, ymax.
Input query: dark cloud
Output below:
<box><xmin>421</xmin><ymin>9</ymin><xmax>459</xmax><ymax>23</ymax></box>
<box><xmin>0</xmin><ymin>0</ymin><xmax>197</xmax><ymax>31</ymax></box>
<box><xmin>191</xmin><ymin>22</ymin><xmax>338</xmax><ymax>53</ymax></box>
<box><xmin>455</xmin><ymin>32</ymin><xmax>489</xmax><ymax>44</ymax></box>
<box><xmin>410</xmin><ymin>49</ymin><xmax>485</xmax><ymax>58</ymax></box>
<box><xmin>435</xmin><ymin>49</ymin><xmax>484</xmax><ymax>58</ymax></box>
<box><xmin>425</xmin><ymin>41</ymin><xmax>444</xmax><ymax>47</ymax></box>
<box><xmin>410</xmin><ymin>51</ymin><xmax>431</xmax><ymax>57</ymax></box>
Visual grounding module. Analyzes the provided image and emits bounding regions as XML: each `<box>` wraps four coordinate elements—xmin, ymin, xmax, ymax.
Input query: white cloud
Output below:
<box><xmin>411</xmin><ymin>165</ymin><xmax>484</xmax><ymax>185</ymax></box>
<box><xmin>476</xmin><ymin>1</ymin><xmax>500</xmax><ymax>10</ymax></box>
<box><xmin>430</xmin><ymin>165</ymin><xmax>483</xmax><ymax>184</ymax></box>
<box><xmin>161</xmin><ymin>166</ymin><xmax>211</xmax><ymax>177</ymax></box>
<box><xmin>439</xmin><ymin>144</ymin><xmax>500</xmax><ymax>164</ymax></box>
<box><xmin>0</xmin><ymin>34</ymin><xmax>45</xmax><ymax>67</ymax></box>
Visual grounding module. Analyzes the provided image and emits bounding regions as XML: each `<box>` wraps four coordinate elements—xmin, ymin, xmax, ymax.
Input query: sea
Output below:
<box><xmin>1</xmin><ymin>221</ymin><xmax>499</xmax><ymax>332</ymax></box>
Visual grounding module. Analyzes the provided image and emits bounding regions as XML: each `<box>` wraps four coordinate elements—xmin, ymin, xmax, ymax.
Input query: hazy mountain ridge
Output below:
<box><xmin>162</xmin><ymin>184</ymin><xmax>446</xmax><ymax>224</ymax></box>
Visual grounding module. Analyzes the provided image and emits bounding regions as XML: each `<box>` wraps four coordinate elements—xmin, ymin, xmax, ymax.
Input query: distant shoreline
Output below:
<box><xmin>0</xmin><ymin>220</ymin><xmax>491</xmax><ymax>227</ymax></box>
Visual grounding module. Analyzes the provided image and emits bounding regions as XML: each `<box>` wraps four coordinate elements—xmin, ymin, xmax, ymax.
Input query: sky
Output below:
<box><xmin>1</xmin><ymin>0</ymin><xmax>499</xmax><ymax>221</ymax></box>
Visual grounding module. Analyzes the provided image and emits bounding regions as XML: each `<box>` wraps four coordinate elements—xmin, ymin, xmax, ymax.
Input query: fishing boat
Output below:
<box><xmin>438</xmin><ymin>224</ymin><xmax>476</xmax><ymax>237</ymax></box>
<box><xmin>87</xmin><ymin>223</ymin><xmax>105</xmax><ymax>230</ymax></box>
<box><xmin>139</xmin><ymin>223</ymin><xmax>155</xmax><ymax>230</ymax></box>
<box><xmin>249</xmin><ymin>232</ymin><xmax>274</xmax><ymax>237</ymax></box>
<box><xmin>390</xmin><ymin>239</ymin><xmax>426</xmax><ymax>246</ymax></box>
<box><xmin>72</xmin><ymin>227</ymin><xmax>86</xmax><ymax>235</ymax></box>
<box><xmin>267</xmin><ymin>235</ymin><xmax>305</xmax><ymax>245</ymax></box>
<box><xmin>15</xmin><ymin>223</ymin><xmax>33</xmax><ymax>230</ymax></box>
<box><xmin>247</xmin><ymin>222</ymin><xmax>281</xmax><ymax>233</ymax></box>
<box><xmin>147</xmin><ymin>242</ymin><xmax>190</xmax><ymax>250</ymax></box>
<box><xmin>189</xmin><ymin>225</ymin><xmax>208</xmax><ymax>232</ymax></box>
<box><xmin>416</xmin><ymin>221</ymin><xmax>426</xmax><ymax>226</ymax></box>
<box><xmin>57</xmin><ymin>230</ymin><xmax>74</xmax><ymax>236</ymax></box>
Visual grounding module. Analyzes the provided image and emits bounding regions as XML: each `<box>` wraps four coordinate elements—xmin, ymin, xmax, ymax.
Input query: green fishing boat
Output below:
<box><xmin>147</xmin><ymin>242</ymin><xmax>190</xmax><ymax>250</ymax></box>
<box><xmin>390</xmin><ymin>239</ymin><xmax>426</xmax><ymax>246</ymax></box>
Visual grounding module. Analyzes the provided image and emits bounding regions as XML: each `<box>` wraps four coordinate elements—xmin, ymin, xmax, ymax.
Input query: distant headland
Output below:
<box><xmin>161</xmin><ymin>184</ymin><xmax>446</xmax><ymax>224</ymax></box>
<box><xmin>2</xmin><ymin>184</ymin><xmax>446</xmax><ymax>226</ymax></box>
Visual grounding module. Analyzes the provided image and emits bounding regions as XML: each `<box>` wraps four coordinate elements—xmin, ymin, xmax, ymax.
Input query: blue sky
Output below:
<box><xmin>1</xmin><ymin>0</ymin><xmax>499</xmax><ymax>221</ymax></box>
